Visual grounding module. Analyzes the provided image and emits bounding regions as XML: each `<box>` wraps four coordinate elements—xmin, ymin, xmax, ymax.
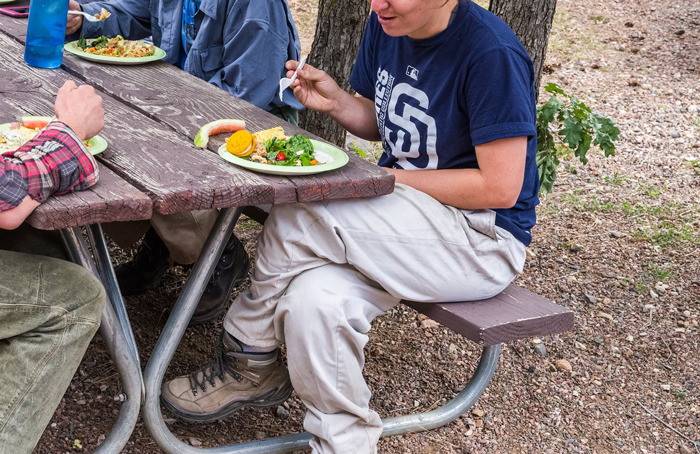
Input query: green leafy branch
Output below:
<box><xmin>536</xmin><ymin>83</ymin><xmax>620</xmax><ymax>193</ymax></box>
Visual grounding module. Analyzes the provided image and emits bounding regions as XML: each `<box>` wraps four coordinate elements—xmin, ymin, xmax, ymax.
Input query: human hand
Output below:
<box><xmin>288</xmin><ymin>61</ymin><xmax>343</xmax><ymax>115</ymax></box>
<box><xmin>66</xmin><ymin>0</ymin><xmax>83</xmax><ymax>35</ymax></box>
<box><xmin>54</xmin><ymin>80</ymin><xmax>105</xmax><ymax>141</ymax></box>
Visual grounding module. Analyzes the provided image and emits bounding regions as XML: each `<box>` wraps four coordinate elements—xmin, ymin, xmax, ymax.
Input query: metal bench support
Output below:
<box><xmin>60</xmin><ymin>226</ymin><xmax>143</xmax><ymax>454</ymax></box>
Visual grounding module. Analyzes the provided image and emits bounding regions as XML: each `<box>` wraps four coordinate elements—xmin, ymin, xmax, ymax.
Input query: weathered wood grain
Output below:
<box><xmin>0</xmin><ymin>32</ymin><xmax>283</xmax><ymax>212</ymax></box>
<box><xmin>27</xmin><ymin>165</ymin><xmax>152</xmax><ymax>230</ymax></box>
<box><xmin>3</xmin><ymin>19</ymin><xmax>394</xmax><ymax>207</ymax></box>
<box><xmin>403</xmin><ymin>284</ymin><xmax>575</xmax><ymax>346</ymax></box>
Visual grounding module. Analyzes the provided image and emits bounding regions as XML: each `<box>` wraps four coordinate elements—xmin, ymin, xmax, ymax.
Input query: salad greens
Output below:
<box><xmin>265</xmin><ymin>134</ymin><xmax>317</xmax><ymax>166</ymax></box>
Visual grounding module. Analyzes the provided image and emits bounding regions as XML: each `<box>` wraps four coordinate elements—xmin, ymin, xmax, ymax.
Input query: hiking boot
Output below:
<box><xmin>190</xmin><ymin>234</ymin><xmax>250</xmax><ymax>325</ymax></box>
<box><xmin>160</xmin><ymin>333</ymin><xmax>293</xmax><ymax>422</ymax></box>
<box><xmin>114</xmin><ymin>227</ymin><xmax>170</xmax><ymax>295</ymax></box>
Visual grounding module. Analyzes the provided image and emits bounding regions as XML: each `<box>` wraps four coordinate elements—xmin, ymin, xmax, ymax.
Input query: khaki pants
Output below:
<box><xmin>223</xmin><ymin>184</ymin><xmax>526</xmax><ymax>453</ymax></box>
<box><xmin>103</xmin><ymin>209</ymin><xmax>218</xmax><ymax>265</ymax></box>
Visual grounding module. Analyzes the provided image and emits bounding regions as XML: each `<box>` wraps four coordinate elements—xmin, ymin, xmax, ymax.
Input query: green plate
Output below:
<box><xmin>63</xmin><ymin>39</ymin><xmax>166</xmax><ymax>65</ymax></box>
<box><xmin>0</xmin><ymin>122</ymin><xmax>107</xmax><ymax>156</ymax></box>
<box><xmin>217</xmin><ymin>139</ymin><xmax>349</xmax><ymax>176</ymax></box>
<box><xmin>84</xmin><ymin>134</ymin><xmax>107</xmax><ymax>155</ymax></box>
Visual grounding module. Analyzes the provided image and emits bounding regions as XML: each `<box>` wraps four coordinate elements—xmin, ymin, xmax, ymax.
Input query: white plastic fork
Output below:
<box><xmin>68</xmin><ymin>10</ymin><xmax>102</xmax><ymax>22</ymax></box>
<box><xmin>278</xmin><ymin>56</ymin><xmax>306</xmax><ymax>102</ymax></box>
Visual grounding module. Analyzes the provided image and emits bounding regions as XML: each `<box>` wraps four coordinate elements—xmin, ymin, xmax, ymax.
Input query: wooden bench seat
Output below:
<box><xmin>404</xmin><ymin>284</ymin><xmax>573</xmax><ymax>346</ymax></box>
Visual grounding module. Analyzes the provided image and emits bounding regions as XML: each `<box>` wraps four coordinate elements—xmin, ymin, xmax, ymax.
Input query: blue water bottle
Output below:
<box><xmin>24</xmin><ymin>0</ymin><xmax>69</xmax><ymax>68</ymax></box>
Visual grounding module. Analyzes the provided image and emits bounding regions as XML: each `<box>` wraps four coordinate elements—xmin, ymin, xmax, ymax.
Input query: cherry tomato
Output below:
<box><xmin>276</xmin><ymin>152</ymin><xmax>286</xmax><ymax>161</ymax></box>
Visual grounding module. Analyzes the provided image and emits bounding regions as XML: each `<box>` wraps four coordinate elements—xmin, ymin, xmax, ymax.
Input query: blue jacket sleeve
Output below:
<box><xmin>74</xmin><ymin>0</ymin><xmax>152</xmax><ymax>41</ymax></box>
<box><xmin>205</xmin><ymin>17</ymin><xmax>302</xmax><ymax>110</ymax></box>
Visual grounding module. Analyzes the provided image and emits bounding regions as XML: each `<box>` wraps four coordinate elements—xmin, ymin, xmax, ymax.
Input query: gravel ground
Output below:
<box><xmin>34</xmin><ymin>0</ymin><xmax>699</xmax><ymax>452</ymax></box>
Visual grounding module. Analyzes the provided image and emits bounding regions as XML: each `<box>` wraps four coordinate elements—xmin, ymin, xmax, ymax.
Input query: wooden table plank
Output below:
<box><xmin>27</xmin><ymin>164</ymin><xmax>153</xmax><ymax>230</ymax></box>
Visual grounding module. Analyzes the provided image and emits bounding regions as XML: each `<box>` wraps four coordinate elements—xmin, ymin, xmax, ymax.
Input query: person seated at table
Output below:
<box><xmin>0</xmin><ymin>80</ymin><xmax>106</xmax><ymax>453</ymax></box>
<box><xmin>160</xmin><ymin>0</ymin><xmax>540</xmax><ymax>451</ymax></box>
<box><xmin>65</xmin><ymin>0</ymin><xmax>305</xmax><ymax>324</ymax></box>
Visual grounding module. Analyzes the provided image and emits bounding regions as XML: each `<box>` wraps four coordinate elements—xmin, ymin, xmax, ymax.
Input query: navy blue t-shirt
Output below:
<box><xmin>349</xmin><ymin>1</ymin><xmax>539</xmax><ymax>245</ymax></box>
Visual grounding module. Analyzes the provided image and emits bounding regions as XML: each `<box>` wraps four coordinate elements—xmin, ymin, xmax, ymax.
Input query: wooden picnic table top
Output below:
<box><xmin>0</xmin><ymin>16</ymin><xmax>394</xmax><ymax>230</ymax></box>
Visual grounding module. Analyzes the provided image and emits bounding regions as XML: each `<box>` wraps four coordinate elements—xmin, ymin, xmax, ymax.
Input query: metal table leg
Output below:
<box><xmin>60</xmin><ymin>227</ymin><xmax>142</xmax><ymax>453</ymax></box>
<box><xmin>143</xmin><ymin>207</ymin><xmax>243</xmax><ymax>452</ymax></box>
<box><xmin>142</xmin><ymin>216</ymin><xmax>502</xmax><ymax>454</ymax></box>
<box><xmin>87</xmin><ymin>224</ymin><xmax>142</xmax><ymax>376</ymax></box>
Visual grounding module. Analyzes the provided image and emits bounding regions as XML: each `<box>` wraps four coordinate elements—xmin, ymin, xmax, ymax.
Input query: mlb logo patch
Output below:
<box><xmin>406</xmin><ymin>66</ymin><xmax>419</xmax><ymax>80</ymax></box>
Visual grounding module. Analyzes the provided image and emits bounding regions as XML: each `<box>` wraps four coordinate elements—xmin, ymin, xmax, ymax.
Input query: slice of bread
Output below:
<box><xmin>253</xmin><ymin>127</ymin><xmax>286</xmax><ymax>143</ymax></box>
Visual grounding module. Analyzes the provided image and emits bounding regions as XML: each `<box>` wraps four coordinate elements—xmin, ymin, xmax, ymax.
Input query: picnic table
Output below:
<box><xmin>1</xmin><ymin>11</ymin><xmax>574</xmax><ymax>454</ymax></box>
<box><xmin>0</xmin><ymin>12</ymin><xmax>394</xmax><ymax>453</ymax></box>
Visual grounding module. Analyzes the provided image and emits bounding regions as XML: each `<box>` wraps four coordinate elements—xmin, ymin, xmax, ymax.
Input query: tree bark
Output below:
<box><xmin>299</xmin><ymin>0</ymin><xmax>371</xmax><ymax>147</ymax></box>
<box><xmin>489</xmin><ymin>0</ymin><xmax>557</xmax><ymax>98</ymax></box>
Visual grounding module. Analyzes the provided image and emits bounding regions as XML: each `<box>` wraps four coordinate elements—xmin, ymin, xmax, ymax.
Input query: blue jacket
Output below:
<box><xmin>78</xmin><ymin>0</ymin><xmax>303</xmax><ymax>112</ymax></box>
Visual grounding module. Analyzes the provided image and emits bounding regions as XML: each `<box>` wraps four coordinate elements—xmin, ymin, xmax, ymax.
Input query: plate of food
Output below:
<box><xmin>64</xmin><ymin>35</ymin><xmax>166</xmax><ymax>65</ymax></box>
<box><xmin>0</xmin><ymin>116</ymin><xmax>107</xmax><ymax>155</ymax></box>
<box><xmin>216</xmin><ymin>126</ymin><xmax>349</xmax><ymax>176</ymax></box>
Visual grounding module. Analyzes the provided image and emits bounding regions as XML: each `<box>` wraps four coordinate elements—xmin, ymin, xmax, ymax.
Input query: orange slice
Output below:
<box><xmin>226</xmin><ymin>130</ymin><xmax>255</xmax><ymax>157</ymax></box>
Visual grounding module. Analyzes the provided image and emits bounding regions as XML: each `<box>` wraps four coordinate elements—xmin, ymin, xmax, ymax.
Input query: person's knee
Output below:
<box><xmin>57</xmin><ymin>260</ymin><xmax>106</xmax><ymax>325</ymax></box>
<box><xmin>279</xmin><ymin>277</ymin><xmax>339</xmax><ymax>329</ymax></box>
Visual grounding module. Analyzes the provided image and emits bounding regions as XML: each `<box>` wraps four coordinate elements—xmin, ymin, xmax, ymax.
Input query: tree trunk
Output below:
<box><xmin>299</xmin><ymin>0</ymin><xmax>371</xmax><ymax>147</ymax></box>
<box><xmin>489</xmin><ymin>0</ymin><xmax>557</xmax><ymax>98</ymax></box>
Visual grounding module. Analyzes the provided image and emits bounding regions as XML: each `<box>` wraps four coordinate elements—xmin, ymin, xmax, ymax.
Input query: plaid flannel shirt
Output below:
<box><xmin>0</xmin><ymin>122</ymin><xmax>99</xmax><ymax>212</ymax></box>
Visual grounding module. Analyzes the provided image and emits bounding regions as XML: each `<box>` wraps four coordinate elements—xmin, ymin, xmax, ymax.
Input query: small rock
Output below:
<box><xmin>276</xmin><ymin>405</ymin><xmax>290</xmax><ymax>419</ymax></box>
<box><xmin>471</xmin><ymin>408</ymin><xmax>485</xmax><ymax>417</ymax></box>
<box><xmin>534</xmin><ymin>344</ymin><xmax>548</xmax><ymax>357</ymax></box>
<box><xmin>661</xmin><ymin>384</ymin><xmax>671</xmax><ymax>391</ymax></box>
<box><xmin>555</xmin><ymin>359</ymin><xmax>573</xmax><ymax>371</ymax></box>
<box><xmin>597</xmin><ymin>311</ymin><xmax>613</xmax><ymax>320</ymax></box>
<box><xmin>610</xmin><ymin>230</ymin><xmax>624</xmax><ymax>238</ymax></box>
<box><xmin>584</xmin><ymin>294</ymin><xmax>596</xmax><ymax>303</ymax></box>
<box><xmin>420</xmin><ymin>319</ymin><xmax>440</xmax><ymax>329</ymax></box>
<box><xmin>189</xmin><ymin>438</ymin><xmax>202</xmax><ymax>447</ymax></box>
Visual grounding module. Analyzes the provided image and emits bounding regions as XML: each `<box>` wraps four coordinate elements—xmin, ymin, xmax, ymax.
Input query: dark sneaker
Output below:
<box><xmin>161</xmin><ymin>333</ymin><xmax>292</xmax><ymax>422</ymax></box>
<box><xmin>114</xmin><ymin>227</ymin><xmax>170</xmax><ymax>295</ymax></box>
<box><xmin>190</xmin><ymin>234</ymin><xmax>250</xmax><ymax>325</ymax></box>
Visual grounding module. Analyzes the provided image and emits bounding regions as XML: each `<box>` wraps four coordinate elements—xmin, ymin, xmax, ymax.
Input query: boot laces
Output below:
<box><xmin>188</xmin><ymin>340</ymin><xmax>243</xmax><ymax>396</ymax></box>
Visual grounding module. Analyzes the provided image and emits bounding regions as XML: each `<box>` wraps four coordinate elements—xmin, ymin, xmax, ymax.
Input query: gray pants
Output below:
<box><xmin>0</xmin><ymin>244</ymin><xmax>104</xmax><ymax>453</ymax></box>
<box><xmin>223</xmin><ymin>184</ymin><xmax>526</xmax><ymax>453</ymax></box>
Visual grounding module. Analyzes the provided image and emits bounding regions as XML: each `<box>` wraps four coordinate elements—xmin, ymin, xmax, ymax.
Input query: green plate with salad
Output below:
<box><xmin>217</xmin><ymin>138</ymin><xmax>349</xmax><ymax>176</ymax></box>
<box><xmin>64</xmin><ymin>36</ymin><xmax>166</xmax><ymax>65</ymax></box>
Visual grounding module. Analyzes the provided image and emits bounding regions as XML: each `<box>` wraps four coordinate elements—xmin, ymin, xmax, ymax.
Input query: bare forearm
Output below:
<box><xmin>327</xmin><ymin>95</ymin><xmax>381</xmax><ymax>141</ymax></box>
<box><xmin>386</xmin><ymin>137</ymin><xmax>528</xmax><ymax>209</ymax></box>
<box><xmin>388</xmin><ymin>168</ymin><xmax>520</xmax><ymax>209</ymax></box>
<box><xmin>0</xmin><ymin>196</ymin><xmax>40</xmax><ymax>230</ymax></box>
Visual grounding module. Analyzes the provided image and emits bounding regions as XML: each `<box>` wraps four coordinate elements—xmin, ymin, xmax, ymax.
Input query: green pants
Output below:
<box><xmin>0</xmin><ymin>230</ymin><xmax>105</xmax><ymax>453</ymax></box>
